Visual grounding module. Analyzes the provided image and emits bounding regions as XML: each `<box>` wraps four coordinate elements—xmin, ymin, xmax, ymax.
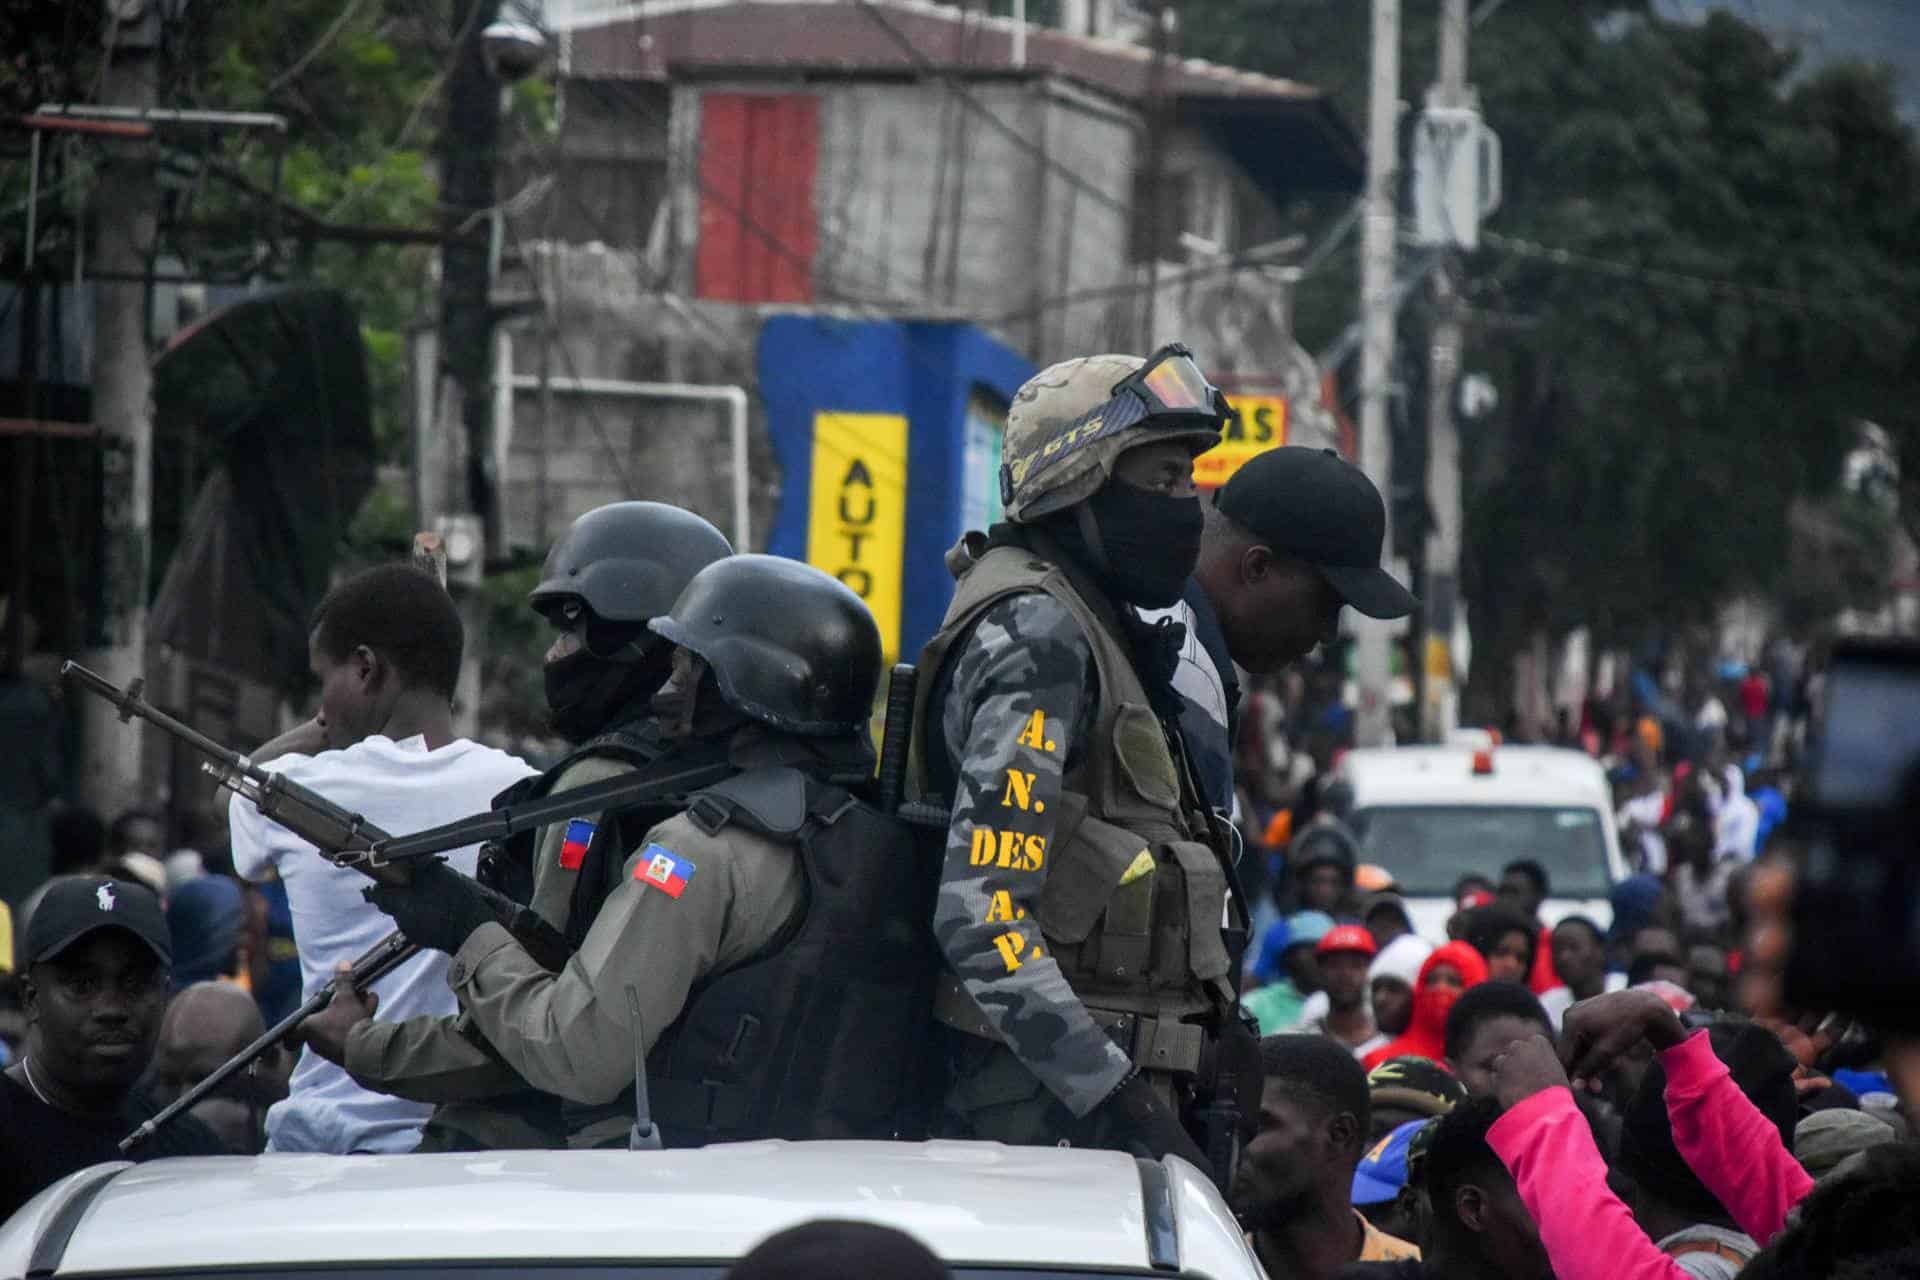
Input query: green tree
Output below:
<box><xmin>1187</xmin><ymin>3</ymin><xmax>1920</xmax><ymax>724</ymax></box>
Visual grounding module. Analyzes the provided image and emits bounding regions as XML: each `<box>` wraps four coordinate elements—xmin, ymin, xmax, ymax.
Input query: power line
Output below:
<box><xmin>565</xmin><ymin>77</ymin><xmax>934</xmax><ymax>319</ymax></box>
<box><xmin>850</xmin><ymin>0</ymin><xmax>1131</xmax><ymax>218</ymax></box>
<box><xmin>986</xmin><ymin>197</ymin><xmax>1360</xmax><ymax>327</ymax></box>
<box><xmin>1481</xmin><ymin>230</ymin><xmax>1900</xmax><ymax>317</ymax></box>
<box><xmin>500</xmin><ymin>208</ymin><xmax>638</xmax><ymax>491</ymax></box>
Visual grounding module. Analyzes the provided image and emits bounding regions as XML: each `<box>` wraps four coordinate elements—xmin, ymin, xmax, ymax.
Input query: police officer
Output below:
<box><xmin>331</xmin><ymin>556</ymin><xmax>935</xmax><ymax>1149</ymax></box>
<box><xmin>304</xmin><ymin>501</ymin><xmax>731</xmax><ymax>1150</ymax></box>
<box><xmin>911</xmin><ymin>346</ymin><xmax>1251</xmax><ymax>1175</ymax></box>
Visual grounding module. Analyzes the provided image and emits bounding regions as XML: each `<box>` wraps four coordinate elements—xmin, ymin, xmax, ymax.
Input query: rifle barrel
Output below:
<box><xmin>120</xmin><ymin>933</ymin><xmax>420</xmax><ymax>1152</ymax></box>
<box><xmin>368</xmin><ymin>759</ymin><xmax>737</xmax><ymax>864</ymax></box>
<box><xmin>61</xmin><ymin>661</ymin><xmax>259</xmax><ymax>780</ymax></box>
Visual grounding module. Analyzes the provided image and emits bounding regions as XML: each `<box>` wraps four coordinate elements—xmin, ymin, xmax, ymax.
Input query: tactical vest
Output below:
<box><xmin>911</xmin><ymin>537</ymin><xmax>1238</xmax><ymax>1077</ymax></box>
<box><xmin>565</xmin><ymin>765</ymin><xmax>941</xmax><ymax>1148</ymax></box>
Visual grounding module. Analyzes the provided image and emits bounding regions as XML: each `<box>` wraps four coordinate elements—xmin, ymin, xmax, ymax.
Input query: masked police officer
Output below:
<box><xmin>911</xmin><ymin>346</ymin><xmax>1254</xmax><ymax>1177</ymax></box>
<box><xmin>328</xmin><ymin>556</ymin><xmax>935</xmax><ymax>1149</ymax></box>
<box><xmin>304</xmin><ymin>501</ymin><xmax>731</xmax><ymax>1150</ymax></box>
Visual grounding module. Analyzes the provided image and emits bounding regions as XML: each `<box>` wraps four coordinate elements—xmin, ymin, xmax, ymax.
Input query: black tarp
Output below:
<box><xmin>148</xmin><ymin>287</ymin><xmax>375</xmax><ymax>692</ymax></box>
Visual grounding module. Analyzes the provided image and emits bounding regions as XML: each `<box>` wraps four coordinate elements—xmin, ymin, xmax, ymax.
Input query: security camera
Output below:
<box><xmin>482</xmin><ymin>19</ymin><xmax>548</xmax><ymax>83</ymax></box>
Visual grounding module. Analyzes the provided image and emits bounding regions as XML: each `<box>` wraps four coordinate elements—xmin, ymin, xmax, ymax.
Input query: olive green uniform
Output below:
<box><xmin>342</xmin><ymin>754</ymin><xmax>633</xmax><ymax>1148</ymax></box>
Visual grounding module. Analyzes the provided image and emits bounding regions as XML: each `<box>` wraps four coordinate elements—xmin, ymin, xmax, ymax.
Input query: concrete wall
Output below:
<box><xmin>463</xmin><ymin>74</ymin><xmax>1328</xmax><ymax>561</ymax></box>
<box><xmin>491</xmin><ymin>241</ymin><xmax>774</xmax><ymax>555</ymax></box>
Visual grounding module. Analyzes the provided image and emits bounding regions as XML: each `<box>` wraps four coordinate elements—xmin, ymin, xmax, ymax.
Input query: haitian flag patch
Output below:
<box><xmin>558</xmin><ymin>818</ymin><xmax>595</xmax><ymax>871</ymax></box>
<box><xmin>634</xmin><ymin>843</ymin><xmax>696</xmax><ymax>899</ymax></box>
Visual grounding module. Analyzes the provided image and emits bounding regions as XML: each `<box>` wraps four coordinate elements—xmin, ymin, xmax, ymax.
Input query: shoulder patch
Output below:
<box><xmin>558</xmin><ymin>818</ymin><xmax>596</xmax><ymax>871</ymax></box>
<box><xmin>633</xmin><ymin>843</ymin><xmax>697</xmax><ymax>899</ymax></box>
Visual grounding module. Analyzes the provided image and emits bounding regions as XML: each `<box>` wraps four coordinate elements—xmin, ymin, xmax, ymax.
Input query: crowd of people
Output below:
<box><xmin>0</xmin><ymin>342</ymin><xmax>1914</xmax><ymax>1280</ymax></box>
<box><xmin>1216</xmin><ymin>646</ymin><xmax>1920</xmax><ymax>1278</ymax></box>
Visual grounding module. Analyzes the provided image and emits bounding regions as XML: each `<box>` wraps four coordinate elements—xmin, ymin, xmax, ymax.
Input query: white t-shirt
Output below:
<box><xmin>230</xmin><ymin>733</ymin><xmax>537</xmax><ymax>1154</ymax></box>
<box><xmin>1538</xmin><ymin>971</ymin><xmax>1630</xmax><ymax>1031</ymax></box>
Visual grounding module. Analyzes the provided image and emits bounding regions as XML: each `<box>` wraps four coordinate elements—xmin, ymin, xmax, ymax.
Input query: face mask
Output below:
<box><xmin>544</xmin><ymin>644</ymin><xmax>671</xmax><ymax>743</ymax></box>
<box><xmin>650</xmin><ymin>651</ymin><xmax>710</xmax><ymax>739</ymax></box>
<box><xmin>1083</xmin><ymin>481</ymin><xmax>1204</xmax><ymax>607</ymax></box>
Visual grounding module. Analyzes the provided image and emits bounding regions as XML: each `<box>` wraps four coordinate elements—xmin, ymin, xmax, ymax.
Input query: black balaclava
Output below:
<box><xmin>544</xmin><ymin>622</ymin><xmax>675</xmax><ymax>743</ymax></box>
<box><xmin>1047</xmin><ymin>480</ymin><xmax>1204</xmax><ymax>610</ymax></box>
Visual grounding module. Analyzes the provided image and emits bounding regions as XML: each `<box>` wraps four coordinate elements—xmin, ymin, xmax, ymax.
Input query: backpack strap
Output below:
<box><xmin>684</xmin><ymin>766</ymin><xmax>860</xmax><ymax>840</ymax></box>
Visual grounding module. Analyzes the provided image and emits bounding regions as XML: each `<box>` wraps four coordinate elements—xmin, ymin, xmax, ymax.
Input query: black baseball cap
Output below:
<box><xmin>1214</xmin><ymin>446</ymin><xmax>1417</xmax><ymax>619</ymax></box>
<box><xmin>24</xmin><ymin>875</ymin><xmax>172</xmax><ymax>968</ymax></box>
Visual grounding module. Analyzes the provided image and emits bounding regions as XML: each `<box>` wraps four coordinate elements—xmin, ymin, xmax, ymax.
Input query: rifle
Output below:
<box><xmin>63</xmin><ymin>661</ymin><xmax>395</xmax><ymax>874</ymax></box>
<box><xmin>59</xmin><ymin>660</ymin><xmax>574</xmax><ymax>971</ymax></box>
<box><xmin>361</xmin><ymin>757</ymin><xmax>741</xmax><ymax>865</ymax></box>
<box><xmin>121</xmin><ymin>930</ymin><xmax>419</xmax><ymax>1152</ymax></box>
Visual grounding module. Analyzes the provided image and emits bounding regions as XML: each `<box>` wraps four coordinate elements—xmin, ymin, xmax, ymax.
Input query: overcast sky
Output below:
<box><xmin>1653</xmin><ymin>0</ymin><xmax>1920</xmax><ymax>120</ymax></box>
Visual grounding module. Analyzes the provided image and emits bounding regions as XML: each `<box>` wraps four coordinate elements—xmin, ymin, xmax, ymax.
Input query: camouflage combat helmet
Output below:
<box><xmin>998</xmin><ymin>345</ymin><xmax>1229</xmax><ymax>524</ymax></box>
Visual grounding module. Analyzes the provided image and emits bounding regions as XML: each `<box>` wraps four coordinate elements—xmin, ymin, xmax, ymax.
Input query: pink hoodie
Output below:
<box><xmin>1486</xmin><ymin>1030</ymin><xmax>1815</xmax><ymax>1280</ymax></box>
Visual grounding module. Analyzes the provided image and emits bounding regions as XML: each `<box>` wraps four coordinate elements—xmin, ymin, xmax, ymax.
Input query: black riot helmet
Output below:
<box><xmin>649</xmin><ymin>555</ymin><xmax>882</xmax><ymax>736</ymax></box>
<box><xmin>532</xmin><ymin>502</ymin><xmax>732</xmax><ymax>743</ymax></box>
<box><xmin>529</xmin><ymin>502</ymin><xmax>733</xmax><ymax>625</ymax></box>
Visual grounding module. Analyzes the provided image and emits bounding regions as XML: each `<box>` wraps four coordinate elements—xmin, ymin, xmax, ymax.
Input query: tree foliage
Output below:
<box><xmin>1186</xmin><ymin>2</ymin><xmax>1920</xmax><ymax>720</ymax></box>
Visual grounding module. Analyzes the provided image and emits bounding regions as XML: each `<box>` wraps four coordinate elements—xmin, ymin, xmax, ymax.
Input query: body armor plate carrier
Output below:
<box><xmin>566</xmin><ymin>765</ymin><xmax>941</xmax><ymax>1147</ymax></box>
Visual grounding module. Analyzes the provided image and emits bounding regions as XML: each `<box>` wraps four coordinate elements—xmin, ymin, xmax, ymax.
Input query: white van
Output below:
<box><xmin>1336</xmin><ymin>744</ymin><xmax>1628</xmax><ymax>942</ymax></box>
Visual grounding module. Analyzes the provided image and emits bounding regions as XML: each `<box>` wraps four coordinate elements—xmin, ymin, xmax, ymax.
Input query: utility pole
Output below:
<box><xmin>1353</xmin><ymin>0</ymin><xmax>1401</xmax><ymax>749</ymax></box>
<box><xmin>1421</xmin><ymin>0</ymin><xmax>1469</xmax><ymax>741</ymax></box>
<box><xmin>442</xmin><ymin>0</ymin><xmax>505</xmax><ymax>561</ymax></box>
<box><xmin>80</xmin><ymin>12</ymin><xmax>161</xmax><ymax>810</ymax></box>
<box><xmin>440</xmin><ymin>0</ymin><xmax>504</xmax><ymax>738</ymax></box>
<box><xmin>1137</xmin><ymin>0</ymin><xmax>1174</xmax><ymax>353</ymax></box>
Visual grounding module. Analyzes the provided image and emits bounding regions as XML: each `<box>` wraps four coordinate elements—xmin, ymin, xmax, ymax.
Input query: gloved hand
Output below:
<box><xmin>1082</xmin><ymin>1072</ymin><xmax>1215</xmax><ymax>1181</ymax></box>
<box><xmin>363</xmin><ymin>859</ymin><xmax>497</xmax><ymax>956</ymax></box>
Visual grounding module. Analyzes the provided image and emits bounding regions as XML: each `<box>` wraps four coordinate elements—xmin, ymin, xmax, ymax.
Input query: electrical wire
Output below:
<box><xmin>851</xmin><ymin>0</ymin><xmax>1131</xmax><ymax>218</ymax></box>
<box><xmin>499</xmin><ymin>207</ymin><xmax>639</xmax><ymax>492</ymax></box>
<box><xmin>1480</xmin><ymin>230</ymin><xmax>1901</xmax><ymax>317</ymax></box>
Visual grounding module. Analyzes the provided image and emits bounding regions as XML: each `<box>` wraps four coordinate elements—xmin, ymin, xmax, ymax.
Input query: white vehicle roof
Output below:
<box><xmin>1340</xmin><ymin>744</ymin><xmax>1614</xmax><ymax>810</ymax></box>
<box><xmin>0</xmin><ymin>1142</ymin><xmax>1256</xmax><ymax>1279</ymax></box>
<box><xmin>1336</xmin><ymin>744</ymin><xmax>1625</xmax><ymax>939</ymax></box>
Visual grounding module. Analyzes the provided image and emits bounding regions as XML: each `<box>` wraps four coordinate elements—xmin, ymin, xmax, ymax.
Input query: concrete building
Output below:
<box><xmin>428</xmin><ymin>0</ymin><xmax>1364</xmax><ymax>564</ymax></box>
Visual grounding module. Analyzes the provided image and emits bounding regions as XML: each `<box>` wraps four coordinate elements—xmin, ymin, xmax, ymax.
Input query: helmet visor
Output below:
<box><xmin>1135</xmin><ymin>347</ymin><xmax>1218</xmax><ymax>414</ymax></box>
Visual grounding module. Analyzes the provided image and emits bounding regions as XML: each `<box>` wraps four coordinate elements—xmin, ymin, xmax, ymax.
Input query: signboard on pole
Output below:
<box><xmin>1193</xmin><ymin>393</ymin><xmax>1287</xmax><ymax>488</ymax></box>
<box><xmin>805</xmin><ymin>411</ymin><xmax>908</xmax><ymax>663</ymax></box>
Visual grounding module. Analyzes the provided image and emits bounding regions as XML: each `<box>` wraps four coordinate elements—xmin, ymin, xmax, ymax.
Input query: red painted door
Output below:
<box><xmin>695</xmin><ymin>93</ymin><xmax>820</xmax><ymax>303</ymax></box>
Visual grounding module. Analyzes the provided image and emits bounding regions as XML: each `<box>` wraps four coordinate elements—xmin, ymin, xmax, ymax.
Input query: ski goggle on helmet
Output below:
<box><xmin>999</xmin><ymin>343</ymin><xmax>1231</xmax><ymax>511</ymax></box>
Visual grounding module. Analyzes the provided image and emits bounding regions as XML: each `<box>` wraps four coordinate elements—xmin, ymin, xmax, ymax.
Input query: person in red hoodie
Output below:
<box><xmin>1361</xmin><ymin>942</ymin><xmax>1488</xmax><ymax>1072</ymax></box>
<box><xmin>1481</xmin><ymin>988</ymin><xmax>1813</xmax><ymax>1280</ymax></box>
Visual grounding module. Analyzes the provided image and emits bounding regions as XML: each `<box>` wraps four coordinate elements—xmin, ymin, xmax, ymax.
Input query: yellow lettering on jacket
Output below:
<box><xmin>985</xmin><ymin>890</ymin><xmax>1028</xmax><ymax>923</ymax></box>
<box><xmin>967</xmin><ymin>826</ymin><xmax>1049</xmax><ymax>871</ymax></box>
<box><xmin>969</xmin><ymin>827</ymin><xmax>996</xmax><ymax>867</ymax></box>
<box><xmin>1001</xmin><ymin>769</ymin><xmax>1036</xmax><ymax>811</ymax></box>
<box><xmin>992</xmin><ymin>931</ymin><xmax>1027</xmax><ymax>971</ymax></box>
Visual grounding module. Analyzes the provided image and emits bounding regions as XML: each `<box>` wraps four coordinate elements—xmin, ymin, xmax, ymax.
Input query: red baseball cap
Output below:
<box><xmin>1317</xmin><ymin>924</ymin><xmax>1378</xmax><ymax>958</ymax></box>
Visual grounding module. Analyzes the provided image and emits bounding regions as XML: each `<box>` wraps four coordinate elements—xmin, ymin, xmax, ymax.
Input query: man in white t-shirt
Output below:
<box><xmin>231</xmin><ymin>564</ymin><xmax>536</xmax><ymax>1154</ymax></box>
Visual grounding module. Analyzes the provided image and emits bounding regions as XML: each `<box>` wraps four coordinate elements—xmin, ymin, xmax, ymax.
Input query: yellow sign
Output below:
<box><xmin>1193</xmin><ymin>394</ymin><xmax>1287</xmax><ymax>487</ymax></box>
<box><xmin>806</xmin><ymin>411</ymin><xmax>908</xmax><ymax>662</ymax></box>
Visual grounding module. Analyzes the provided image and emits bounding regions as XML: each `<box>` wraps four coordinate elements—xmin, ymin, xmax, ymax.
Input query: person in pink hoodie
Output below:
<box><xmin>1481</xmin><ymin>988</ymin><xmax>1813</xmax><ymax>1280</ymax></box>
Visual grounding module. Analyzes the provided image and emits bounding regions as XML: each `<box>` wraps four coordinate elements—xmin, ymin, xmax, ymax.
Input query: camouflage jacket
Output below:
<box><xmin>930</xmin><ymin>592</ymin><xmax>1135</xmax><ymax>1117</ymax></box>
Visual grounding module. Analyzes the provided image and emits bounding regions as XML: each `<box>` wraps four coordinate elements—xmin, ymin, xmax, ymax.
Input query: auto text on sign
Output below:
<box><xmin>805</xmin><ymin>411</ymin><xmax>907</xmax><ymax>663</ymax></box>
